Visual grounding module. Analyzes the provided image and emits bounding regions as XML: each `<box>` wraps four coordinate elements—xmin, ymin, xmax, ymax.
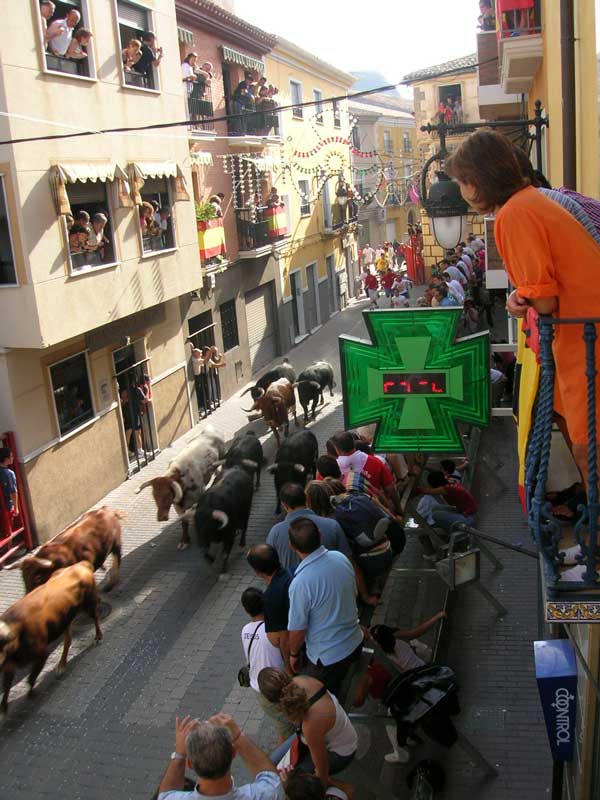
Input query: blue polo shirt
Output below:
<box><xmin>266</xmin><ymin>509</ymin><xmax>352</xmax><ymax>571</ymax></box>
<box><xmin>288</xmin><ymin>546</ymin><xmax>362</xmax><ymax>666</ymax></box>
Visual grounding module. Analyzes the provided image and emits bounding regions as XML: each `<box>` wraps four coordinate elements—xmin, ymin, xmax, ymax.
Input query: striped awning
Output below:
<box><xmin>190</xmin><ymin>151</ymin><xmax>214</xmax><ymax>168</ymax></box>
<box><xmin>240</xmin><ymin>155</ymin><xmax>282</xmax><ymax>172</ymax></box>
<box><xmin>221</xmin><ymin>46</ymin><xmax>264</xmax><ymax>73</ymax></box>
<box><xmin>54</xmin><ymin>162</ymin><xmax>127</xmax><ymax>184</ymax></box>
<box><xmin>177</xmin><ymin>26</ymin><xmax>194</xmax><ymax>45</ymax></box>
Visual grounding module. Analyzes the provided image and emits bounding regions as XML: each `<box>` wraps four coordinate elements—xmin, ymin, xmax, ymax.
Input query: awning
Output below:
<box><xmin>190</xmin><ymin>151</ymin><xmax>214</xmax><ymax>168</ymax></box>
<box><xmin>240</xmin><ymin>155</ymin><xmax>282</xmax><ymax>173</ymax></box>
<box><xmin>50</xmin><ymin>162</ymin><xmax>130</xmax><ymax>215</ymax></box>
<box><xmin>221</xmin><ymin>46</ymin><xmax>264</xmax><ymax>74</ymax></box>
<box><xmin>177</xmin><ymin>26</ymin><xmax>194</xmax><ymax>45</ymax></box>
<box><xmin>128</xmin><ymin>162</ymin><xmax>190</xmax><ymax>204</ymax></box>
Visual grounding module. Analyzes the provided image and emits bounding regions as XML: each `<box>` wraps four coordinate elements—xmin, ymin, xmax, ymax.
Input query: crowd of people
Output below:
<box><xmin>140</xmin><ymin>201</ymin><xmax>173</xmax><ymax>251</ymax></box>
<box><xmin>66</xmin><ymin>209</ymin><xmax>111</xmax><ymax>268</ymax></box>
<box><xmin>41</xmin><ymin>3</ymin><xmax>93</xmax><ymax>63</ymax></box>
<box><xmin>152</xmin><ymin>423</ymin><xmax>476</xmax><ymax>799</ymax></box>
<box><xmin>230</xmin><ymin>72</ymin><xmax>281</xmax><ymax>136</ymax></box>
<box><xmin>436</xmin><ymin>95</ymin><xmax>463</xmax><ymax>126</ymax></box>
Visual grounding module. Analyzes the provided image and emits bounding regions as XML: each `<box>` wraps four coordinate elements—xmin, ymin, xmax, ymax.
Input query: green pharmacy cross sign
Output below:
<box><xmin>339</xmin><ymin>309</ymin><xmax>490</xmax><ymax>453</ymax></box>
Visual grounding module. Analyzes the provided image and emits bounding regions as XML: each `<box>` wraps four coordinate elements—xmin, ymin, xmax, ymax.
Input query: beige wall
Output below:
<box><xmin>0</xmin><ymin>0</ymin><xmax>201</xmax><ymax>349</ymax></box>
<box><xmin>153</xmin><ymin>366</ymin><xmax>191</xmax><ymax>446</ymax></box>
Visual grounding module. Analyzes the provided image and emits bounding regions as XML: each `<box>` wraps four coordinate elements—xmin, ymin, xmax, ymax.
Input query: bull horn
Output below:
<box><xmin>266</xmin><ymin>464</ymin><xmax>277</xmax><ymax>473</ymax></box>
<box><xmin>240</xmin><ymin>386</ymin><xmax>255</xmax><ymax>397</ymax></box>
<box><xmin>170</xmin><ymin>481</ymin><xmax>184</xmax><ymax>504</ymax></box>
<box><xmin>241</xmin><ymin>459</ymin><xmax>258</xmax><ymax>469</ymax></box>
<box><xmin>255</xmin><ymin>387</ymin><xmax>265</xmax><ymax>398</ymax></box>
<box><xmin>33</xmin><ymin>557</ymin><xmax>55</xmax><ymax>569</ymax></box>
<box><xmin>242</xmin><ymin>405</ymin><xmax>257</xmax><ymax>413</ymax></box>
<box><xmin>212</xmin><ymin>509</ymin><xmax>229</xmax><ymax>529</ymax></box>
<box><xmin>294</xmin><ymin>464</ymin><xmax>306</xmax><ymax>473</ymax></box>
<box><xmin>5</xmin><ymin>556</ymin><xmax>29</xmax><ymax>570</ymax></box>
<box><xmin>135</xmin><ymin>479</ymin><xmax>155</xmax><ymax>495</ymax></box>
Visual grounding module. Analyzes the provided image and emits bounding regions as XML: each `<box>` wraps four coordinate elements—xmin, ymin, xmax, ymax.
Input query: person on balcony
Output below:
<box><xmin>122</xmin><ymin>38</ymin><xmax>142</xmax><ymax>72</ymax></box>
<box><xmin>46</xmin><ymin>8</ymin><xmax>80</xmax><ymax>57</ymax></box>
<box><xmin>85</xmin><ymin>212</ymin><xmax>108</xmax><ymax>264</ymax></box>
<box><xmin>66</xmin><ymin>27</ymin><xmax>92</xmax><ymax>61</ymax></box>
<box><xmin>133</xmin><ymin>32</ymin><xmax>163</xmax><ymax>82</ymax></box>
<box><xmin>478</xmin><ymin>0</ymin><xmax>496</xmax><ymax>31</ymax></box>
<box><xmin>447</xmin><ymin>130</ymin><xmax>600</xmax><ymax>486</ymax></box>
<box><xmin>231</xmin><ymin>74</ymin><xmax>253</xmax><ymax>134</ymax></box>
<box><xmin>40</xmin><ymin>1</ymin><xmax>56</xmax><ymax>42</ymax></box>
<box><xmin>181</xmin><ymin>52</ymin><xmax>198</xmax><ymax>93</ymax></box>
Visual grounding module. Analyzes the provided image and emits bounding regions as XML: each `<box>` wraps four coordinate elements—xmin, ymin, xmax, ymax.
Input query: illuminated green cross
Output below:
<box><xmin>339</xmin><ymin>309</ymin><xmax>490</xmax><ymax>452</ymax></box>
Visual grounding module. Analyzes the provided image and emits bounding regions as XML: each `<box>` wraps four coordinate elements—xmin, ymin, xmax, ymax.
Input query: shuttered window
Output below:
<box><xmin>117</xmin><ymin>0</ymin><xmax>148</xmax><ymax>30</ymax></box>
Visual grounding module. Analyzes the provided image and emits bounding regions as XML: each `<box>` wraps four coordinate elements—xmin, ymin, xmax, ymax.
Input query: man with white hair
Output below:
<box><xmin>46</xmin><ymin>8</ymin><xmax>80</xmax><ymax>56</ymax></box>
<box><xmin>40</xmin><ymin>1</ymin><xmax>56</xmax><ymax>39</ymax></box>
<box><xmin>157</xmin><ymin>713</ymin><xmax>281</xmax><ymax>799</ymax></box>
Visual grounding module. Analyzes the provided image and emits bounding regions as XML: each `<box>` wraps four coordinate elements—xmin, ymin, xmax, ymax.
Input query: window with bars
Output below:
<box><xmin>0</xmin><ymin>177</ymin><xmax>17</xmax><ymax>285</ymax></box>
<box><xmin>290</xmin><ymin>81</ymin><xmax>303</xmax><ymax>119</ymax></box>
<box><xmin>50</xmin><ymin>351</ymin><xmax>94</xmax><ymax>436</ymax></box>
<box><xmin>117</xmin><ymin>0</ymin><xmax>158</xmax><ymax>90</ymax></box>
<box><xmin>299</xmin><ymin>180</ymin><xmax>311</xmax><ymax>216</ymax></box>
<box><xmin>220</xmin><ymin>300</ymin><xmax>239</xmax><ymax>352</ymax></box>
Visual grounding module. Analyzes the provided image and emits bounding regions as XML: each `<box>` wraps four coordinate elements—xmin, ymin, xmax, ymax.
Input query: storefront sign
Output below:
<box><xmin>534</xmin><ymin>640</ymin><xmax>577</xmax><ymax>762</ymax></box>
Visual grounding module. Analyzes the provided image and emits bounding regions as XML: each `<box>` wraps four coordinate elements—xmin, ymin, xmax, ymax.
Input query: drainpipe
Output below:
<box><xmin>560</xmin><ymin>0</ymin><xmax>576</xmax><ymax>189</ymax></box>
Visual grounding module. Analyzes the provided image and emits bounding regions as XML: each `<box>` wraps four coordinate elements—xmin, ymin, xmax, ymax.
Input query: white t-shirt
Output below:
<box><xmin>241</xmin><ymin>620</ymin><xmax>284</xmax><ymax>692</ymax></box>
<box><xmin>445</xmin><ymin>265</ymin><xmax>467</xmax><ymax>286</ymax></box>
<box><xmin>337</xmin><ymin>450</ymin><xmax>368</xmax><ymax>476</ymax></box>
<box><xmin>363</xmin><ymin>247</ymin><xmax>375</xmax><ymax>265</ymax></box>
<box><xmin>447</xmin><ymin>279</ymin><xmax>465</xmax><ymax>303</ymax></box>
<box><xmin>47</xmin><ymin>19</ymin><xmax>73</xmax><ymax>56</ymax></box>
<box><xmin>390</xmin><ymin>640</ymin><xmax>425</xmax><ymax>672</ymax></box>
<box><xmin>181</xmin><ymin>61</ymin><xmax>195</xmax><ymax>93</ymax></box>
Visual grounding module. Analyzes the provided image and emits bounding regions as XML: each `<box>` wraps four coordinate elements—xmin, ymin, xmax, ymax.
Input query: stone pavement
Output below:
<box><xmin>0</xmin><ymin>299</ymin><xmax>550</xmax><ymax>799</ymax></box>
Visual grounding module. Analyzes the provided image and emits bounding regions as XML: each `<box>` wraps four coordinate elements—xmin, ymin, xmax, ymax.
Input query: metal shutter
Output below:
<box><xmin>117</xmin><ymin>1</ymin><xmax>149</xmax><ymax>30</ymax></box>
<box><xmin>245</xmin><ymin>284</ymin><xmax>277</xmax><ymax>373</ymax></box>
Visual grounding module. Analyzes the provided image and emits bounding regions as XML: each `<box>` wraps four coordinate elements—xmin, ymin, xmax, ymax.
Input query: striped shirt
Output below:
<box><xmin>539</xmin><ymin>188</ymin><xmax>600</xmax><ymax>247</ymax></box>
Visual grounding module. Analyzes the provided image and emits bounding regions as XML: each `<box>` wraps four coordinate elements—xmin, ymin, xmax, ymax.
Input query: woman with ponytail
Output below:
<box><xmin>258</xmin><ymin>668</ymin><xmax>357</xmax><ymax>792</ymax></box>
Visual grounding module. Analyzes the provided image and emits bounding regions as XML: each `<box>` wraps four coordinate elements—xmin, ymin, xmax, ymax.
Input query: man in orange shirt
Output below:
<box><xmin>447</xmin><ymin>130</ymin><xmax>600</xmax><ymax>484</ymax></box>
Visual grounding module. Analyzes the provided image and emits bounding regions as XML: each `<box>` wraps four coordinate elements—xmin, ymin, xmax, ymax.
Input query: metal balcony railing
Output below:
<box><xmin>236</xmin><ymin>208</ymin><xmax>271</xmax><ymax>251</ymax></box>
<box><xmin>187</xmin><ymin>80</ymin><xmax>214</xmax><ymax>132</ymax></box>
<box><xmin>46</xmin><ymin>53</ymin><xmax>90</xmax><ymax>78</ymax></box>
<box><xmin>227</xmin><ymin>102</ymin><xmax>280</xmax><ymax>137</ymax></box>
<box><xmin>526</xmin><ymin>315</ymin><xmax>599</xmax><ymax>593</ymax></box>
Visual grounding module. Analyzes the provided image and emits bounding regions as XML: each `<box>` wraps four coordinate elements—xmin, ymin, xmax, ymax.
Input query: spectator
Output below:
<box><xmin>478</xmin><ymin>0</ymin><xmax>496</xmax><ymax>30</ymax></box>
<box><xmin>391</xmin><ymin>288</ymin><xmax>409</xmax><ymax>308</ymax></box>
<box><xmin>156</xmin><ymin>713</ymin><xmax>281</xmax><ymax>799</ymax></box>
<box><xmin>460</xmin><ymin>297</ymin><xmax>479</xmax><ymax>335</ymax></box>
<box><xmin>133</xmin><ymin>32</ymin><xmax>163</xmax><ymax>82</ymax></box>
<box><xmin>0</xmin><ymin>446</ymin><xmax>18</xmax><ymax>527</ymax></box>
<box><xmin>440</xmin><ymin>458</ymin><xmax>469</xmax><ymax>484</ymax></box>
<box><xmin>266</xmin><ymin>483</ymin><xmax>352</xmax><ymax>571</ymax></box>
<box><xmin>197</xmin><ymin>61</ymin><xmax>214</xmax><ymax>86</ymax></box>
<box><xmin>181</xmin><ymin>52</ymin><xmax>198</xmax><ymax>92</ymax></box>
<box><xmin>455</xmin><ymin>245</ymin><xmax>473</xmax><ymax>277</ymax></box>
<box><xmin>140</xmin><ymin>201</ymin><xmax>155</xmax><ymax>235</ymax></box>
<box><xmin>333</xmin><ymin>431</ymin><xmax>401</xmax><ymax>514</ymax></box>
<box><xmin>231</xmin><ymin>73</ymin><xmax>253</xmax><ymax>134</ymax></box>
<box><xmin>285</xmin><ymin>516</ymin><xmax>364</xmax><ymax>695</ymax></box>
<box><xmin>258</xmin><ymin>669</ymin><xmax>357</xmax><ymax>792</ymax></box>
<box><xmin>46</xmin><ymin>8</ymin><xmax>80</xmax><ymax>56</ymax></box>
<box><xmin>447</xmin><ymin>129</ymin><xmax>600</xmax><ymax>486</ymax></box>
<box><xmin>316</xmin><ymin>455</ymin><xmax>341</xmax><ymax>481</ymax></box>
<box><xmin>240</xmin><ymin>587</ymin><xmax>294</xmax><ymax>742</ymax></box>
<box><xmin>86</xmin><ymin>212</ymin><xmax>108</xmax><ymax>262</ymax></box>
<box><xmin>122</xmin><ymin>38</ymin><xmax>142</xmax><ymax>72</ymax></box>
<box><xmin>420</xmin><ymin>469</ymin><xmax>477</xmax><ymax>532</ymax></box>
<box><xmin>246</xmin><ymin>544</ymin><xmax>293</xmax><ymax>675</ymax></box>
<box><xmin>74</xmin><ymin>209</ymin><xmax>90</xmax><ymax>231</ymax></box>
<box><xmin>158</xmin><ymin>207</ymin><xmax>171</xmax><ymax>247</ymax></box>
<box><xmin>65</xmin><ymin>27</ymin><xmax>92</xmax><ymax>60</ymax></box>
<box><xmin>442</xmin><ymin>271</ymin><xmax>465</xmax><ymax>304</ymax></box>
<box><xmin>433</xmin><ymin>285</ymin><xmax>459</xmax><ymax>307</ymax></box>
<box><xmin>120</xmin><ymin>386</ymin><xmax>144</xmax><ymax>458</ymax></box>
<box><xmin>440</xmin><ymin>258</ymin><xmax>466</xmax><ymax>287</ymax></box>
<box><xmin>68</xmin><ymin>223</ymin><xmax>88</xmax><ymax>256</ymax></box>
<box><xmin>40</xmin><ymin>1</ymin><xmax>56</xmax><ymax>39</ymax></box>
<box><xmin>468</xmin><ymin>232</ymin><xmax>484</xmax><ymax>253</ymax></box>
<box><xmin>282</xmin><ymin>770</ymin><xmax>349</xmax><ymax>800</ymax></box>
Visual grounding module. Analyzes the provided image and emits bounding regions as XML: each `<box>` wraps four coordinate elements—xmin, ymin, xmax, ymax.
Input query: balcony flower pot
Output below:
<box><xmin>198</xmin><ymin>217</ymin><xmax>226</xmax><ymax>261</ymax></box>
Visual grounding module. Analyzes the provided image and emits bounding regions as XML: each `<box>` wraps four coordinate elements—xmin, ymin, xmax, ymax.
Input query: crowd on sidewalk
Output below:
<box><xmin>155</xmin><ymin>425</ymin><xmax>480</xmax><ymax>800</ymax></box>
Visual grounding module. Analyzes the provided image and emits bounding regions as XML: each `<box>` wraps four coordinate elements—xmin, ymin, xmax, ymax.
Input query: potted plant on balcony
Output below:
<box><xmin>196</xmin><ymin>202</ymin><xmax>226</xmax><ymax>265</ymax></box>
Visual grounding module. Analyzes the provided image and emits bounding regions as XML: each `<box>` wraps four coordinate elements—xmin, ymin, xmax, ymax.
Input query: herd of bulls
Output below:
<box><xmin>0</xmin><ymin>359</ymin><xmax>335</xmax><ymax>714</ymax></box>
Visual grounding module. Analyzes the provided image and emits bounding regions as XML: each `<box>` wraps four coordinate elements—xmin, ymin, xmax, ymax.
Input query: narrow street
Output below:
<box><xmin>0</xmin><ymin>300</ymin><xmax>549</xmax><ymax>799</ymax></box>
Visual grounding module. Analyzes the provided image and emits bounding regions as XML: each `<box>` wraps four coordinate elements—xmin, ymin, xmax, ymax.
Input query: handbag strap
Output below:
<box><xmin>246</xmin><ymin>621</ymin><xmax>264</xmax><ymax>667</ymax></box>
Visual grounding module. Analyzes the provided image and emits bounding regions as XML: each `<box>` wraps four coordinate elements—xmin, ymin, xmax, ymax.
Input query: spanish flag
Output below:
<box><xmin>198</xmin><ymin>218</ymin><xmax>227</xmax><ymax>260</ymax></box>
<box><xmin>264</xmin><ymin>205</ymin><xmax>288</xmax><ymax>239</ymax></box>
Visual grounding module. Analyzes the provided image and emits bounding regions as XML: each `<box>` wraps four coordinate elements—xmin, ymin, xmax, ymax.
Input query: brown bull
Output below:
<box><xmin>7</xmin><ymin>507</ymin><xmax>123</xmax><ymax>593</ymax></box>
<box><xmin>243</xmin><ymin>377</ymin><xmax>297</xmax><ymax>447</ymax></box>
<box><xmin>0</xmin><ymin>561</ymin><xmax>102</xmax><ymax>713</ymax></box>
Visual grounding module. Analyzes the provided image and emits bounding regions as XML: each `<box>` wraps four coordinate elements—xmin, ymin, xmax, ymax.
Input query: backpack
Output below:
<box><xmin>332</xmin><ymin>493</ymin><xmax>388</xmax><ymax>554</ymax></box>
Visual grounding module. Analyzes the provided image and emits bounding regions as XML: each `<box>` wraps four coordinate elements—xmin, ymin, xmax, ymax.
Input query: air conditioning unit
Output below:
<box><xmin>376</xmin><ymin>208</ymin><xmax>387</xmax><ymax>223</ymax></box>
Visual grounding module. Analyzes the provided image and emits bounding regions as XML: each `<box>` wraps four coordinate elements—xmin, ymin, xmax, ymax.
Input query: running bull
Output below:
<box><xmin>215</xmin><ymin>431</ymin><xmax>264</xmax><ymax>490</ymax></box>
<box><xmin>268</xmin><ymin>429</ymin><xmax>319</xmax><ymax>514</ymax></box>
<box><xmin>0</xmin><ymin>561</ymin><xmax>102</xmax><ymax>714</ymax></box>
<box><xmin>240</xmin><ymin>359</ymin><xmax>296</xmax><ymax>403</ymax></box>
<box><xmin>295</xmin><ymin>361</ymin><xmax>336</xmax><ymax>423</ymax></box>
<box><xmin>243</xmin><ymin>378</ymin><xmax>298</xmax><ymax>447</ymax></box>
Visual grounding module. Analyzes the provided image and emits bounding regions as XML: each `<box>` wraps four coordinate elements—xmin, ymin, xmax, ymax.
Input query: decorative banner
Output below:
<box><xmin>534</xmin><ymin>640</ymin><xmax>577</xmax><ymax>762</ymax></box>
<box><xmin>339</xmin><ymin>309</ymin><xmax>490</xmax><ymax>452</ymax></box>
<box><xmin>409</xmin><ymin>183</ymin><xmax>420</xmax><ymax>204</ymax></box>
<box><xmin>198</xmin><ymin>218</ymin><xmax>226</xmax><ymax>260</ymax></box>
<box><xmin>264</xmin><ymin>204</ymin><xmax>288</xmax><ymax>239</ymax></box>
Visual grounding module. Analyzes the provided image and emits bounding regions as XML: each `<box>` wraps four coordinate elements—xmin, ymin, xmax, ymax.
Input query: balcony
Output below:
<box><xmin>46</xmin><ymin>53</ymin><xmax>91</xmax><ymax>78</ymax></box>
<box><xmin>236</xmin><ymin>206</ymin><xmax>289</xmax><ymax>258</ymax></box>
<box><xmin>498</xmin><ymin>1</ymin><xmax>543</xmax><ymax>94</ymax></box>
<box><xmin>187</xmin><ymin>80</ymin><xmax>215</xmax><ymax>135</ymax></box>
<box><xmin>526</xmin><ymin>315</ymin><xmax>600</xmax><ymax>622</ymax></box>
<box><xmin>226</xmin><ymin>102</ymin><xmax>280</xmax><ymax>147</ymax></box>
<box><xmin>477</xmin><ymin>30</ymin><xmax>524</xmax><ymax>119</ymax></box>
<box><xmin>323</xmin><ymin>202</ymin><xmax>359</xmax><ymax>235</ymax></box>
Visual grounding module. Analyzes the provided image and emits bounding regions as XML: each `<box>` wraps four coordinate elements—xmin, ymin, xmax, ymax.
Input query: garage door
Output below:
<box><xmin>245</xmin><ymin>283</ymin><xmax>278</xmax><ymax>373</ymax></box>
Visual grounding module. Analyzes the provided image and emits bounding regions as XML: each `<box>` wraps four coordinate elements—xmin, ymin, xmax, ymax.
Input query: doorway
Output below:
<box><xmin>290</xmin><ymin>271</ymin><xmax>306</xmax><ymax>341</ymax></box>
<box><xmin>113</xmin><ymin>339</ymin><xmax>157</xmax><ymax>471</ymax></box>
<box><xmin>305</xmin><ymin>263</ymin><xmax>319</xmax><ymax>332</ymax></box>
<box><xmin>326</xmin><ymin>254</ymin><xmax>338</xmax><ymax>316</ymax></box>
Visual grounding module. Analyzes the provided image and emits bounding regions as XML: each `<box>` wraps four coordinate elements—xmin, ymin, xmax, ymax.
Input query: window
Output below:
<box><xmin>0</xmin><ymin>177</ymin><xmax>17</xmax><ymax>285</ymax></box>
<box><xmin>50</xmin><ymin>351</ymin><xmax>94</xmax><ymax>436</ymax></box>
<box><xmin>437</xmin><ymin>84</ymin><xmax>463</xmax><ymax>123</ymax></box>
<box><xmin>139</xmin><ymin>178</ymin><xmax>175</xmax><ymax>254</ymax></box>
<box><xmin>332</xmin><ymin>99</ymin><xmax>341</xmax><ymax>129</ymax></box>
<box><xmin>299</xmin><ymin>180</ymin><xmax>311</xmax><ymax>216</ymax></box>
<box><xmin>220</xmin><ymin>300</ymin><xmax>239</xmax><ymax>352</ymax></box>
<box><xmin>66</xmin><ymin>180</ymin><xmax>116</xmax><ymax>273</ymax></box>
<box><xmin>313</xmin><ymin>89</ymin><xmax>324</xmax><ymax>123</ymax></box>
<box><xmin>403</xmin><ymin>160</ymin><xmax>412</xmax><ymax>179</ymax></box>
<box><xmin>383</xmin><ymin>130</ymin><xmax>393</xmax><ymax>156</ymax></box>
<box><xmin>42</xmin><ymin>0</ymin><xmax>95</xmax><ymax>79</ymax></box>
<box><xmin>403</xmin><ymin>131</ymin><xmax>412</xmax><ymax>153</ymax></box>
<box><xmin>322</xmin><ymin>180</ymin><xmax>332</xmax><ymax>229</ymax></box>
<box><xmin>290</xmin><ymin>81</ymin><xmax>303</xmax><ymax>119</ymax></box>
<box><xmin>351</xmin><ymin>126</ymin><xmax>361</xmax><ymax>150</ymax></box>
<box><xmin>117</xmin><ymin>0</ymin><xmax>158</xmax><ymax>90</ymax></box>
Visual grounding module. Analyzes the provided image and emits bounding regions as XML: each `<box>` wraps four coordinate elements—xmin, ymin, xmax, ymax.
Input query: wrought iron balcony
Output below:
<box><xmin>187</xmin><ymin>80</ymin><xmax>215</xmax><ymax>133</ymax></box>
<box><xmin>236</xmin><ymin>207</ymin><xmax>275</xmax><ymax>255</ymax></box>
<box><xmin>46</xmin><ymin>53</ymin><xmax>91</xmax><ymax>78</ymax></box>
<box><xmin>526</xmin><ymin>315</ymin><xmax>600</xmax><ymax>618</ymax></box>
<box><xmin>227</xmin><ymin>102</ymin><xmax>280</xmax><ymax>138</ymax></box>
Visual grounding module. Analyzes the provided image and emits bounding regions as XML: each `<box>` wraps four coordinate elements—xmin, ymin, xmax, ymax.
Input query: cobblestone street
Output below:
<box><xmin>0</xmin><ymin>300</ymin><xmax>550</xmax><ymax>799</ymax></box>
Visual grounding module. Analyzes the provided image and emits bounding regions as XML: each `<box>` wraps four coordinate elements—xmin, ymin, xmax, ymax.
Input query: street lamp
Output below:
<box><xmin>425</xmin><ymin>171</ymin><xmax>469</xmax><ymax>250</ymax></box>
<box><xmin>335</xmin><ymin>176</ymin><xmax>348</xmax><ymax>209</ymax></box>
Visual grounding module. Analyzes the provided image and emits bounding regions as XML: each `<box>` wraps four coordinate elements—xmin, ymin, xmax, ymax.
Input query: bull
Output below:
<box><xmin>136</xmin><ymin>425</ymin><xmax>225</xmax><ymax>549</ymax></box>
<box><xmin>6</xmin><ymin>507</ymin><xmax>123</xmax><ymax>593</ymax></box>
<box><xmin>0</xmin><ymin>561</ymin><xmax>102</xmax><ymax>714</ymax></box>
<box><xmin>268</xmin><ymin>429</ymin><xmax>319</xmax><ymax>513</ymax></box>
<box><xmin>192</xmin><ymin>467</ymin><xmax>254</xmax><ymax>574</ymax></box>
<box><xmin>295</xmin><ymin>361</ymin><xmax>336</xmax><ymax>423</ymax></box>
<box><xmin>243</xmin><ymin>378</ymin><xmax>297</xmax><ymax>447</ymax></box>
<box><xmin>240</xmin><ymin>359</ymin><xmax>296</xmax><ymax>402</ymax></box>
<box><xmin>216</xmin><ymin>431</ymin><xmax>264</xmax><ymax>489</ymax></box>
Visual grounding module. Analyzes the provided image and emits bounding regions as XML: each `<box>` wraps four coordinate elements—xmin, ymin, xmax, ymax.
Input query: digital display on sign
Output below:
<box><xmin>383</xmin><ymin>373</ymin><xmax>446</xmax><ymax>395</ymax></box>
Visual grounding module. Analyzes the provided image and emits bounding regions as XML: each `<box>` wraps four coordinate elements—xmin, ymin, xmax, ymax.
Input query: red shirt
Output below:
<box><xmin>364</xmin><ymin>273</ymin><xmax>378</xmax><ymax>290</ymax></box>
<box><xmin>337</xmin><ymin>451</ymin><xmax>393</xmax><ymax>494</ymax></box>
<box><xmin>442</xmin><ymin>484</ymin><xmax>477</xmax><ymax>516</ymax></box>
<box><xmin>381</xmin><ymin>272</ymin><xmax>395</xmax><ymax>289</ymax></box>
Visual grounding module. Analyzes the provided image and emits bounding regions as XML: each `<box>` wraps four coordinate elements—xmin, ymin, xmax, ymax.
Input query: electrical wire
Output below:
<box><xmin>0</xmin><ymin>55</ymin><xmax>500</xmax><ymax>147</ymax></box>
